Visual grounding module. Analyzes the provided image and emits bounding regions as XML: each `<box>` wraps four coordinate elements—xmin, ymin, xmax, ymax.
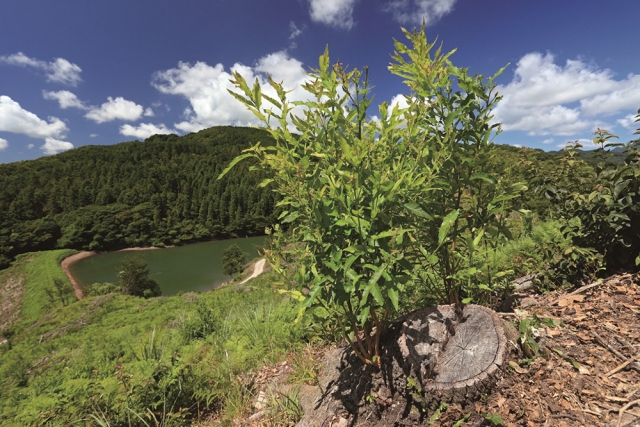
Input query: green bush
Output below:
<box><xmin>543</xmin><ymin>112</ymin><xmax>640</xmax><ymax>280</ymax></box>
<box><xmin>221</xmin><ymin>244</ymin><xmax>247</xmax><ymax>276</ymax></box>
<box><xmin>221</xmin><ymin>26</ymin><xmax>518</xmax><ymax>367</ymax></box>
<box><xmin>118</xmin><ymin>255</ymin><xmax>161</xmax><ymax>298</ymax></box>
<box><xmin>88</xmin><ymin>282</ymin><xmax>121</xmax><ymax>296</ymax></box>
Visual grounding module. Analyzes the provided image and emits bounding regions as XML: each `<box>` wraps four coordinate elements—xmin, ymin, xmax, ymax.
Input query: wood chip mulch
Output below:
<box><xmin>435</xmin><ymin>273</ymin><xmax>640</xmax><ymax>427</ymax></box>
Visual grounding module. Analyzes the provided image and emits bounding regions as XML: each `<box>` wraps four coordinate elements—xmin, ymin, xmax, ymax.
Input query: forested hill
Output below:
<box><xmin>0</xmin><ymin>126</ymin><xmax>278</xmax><ymax>268</ymax></box>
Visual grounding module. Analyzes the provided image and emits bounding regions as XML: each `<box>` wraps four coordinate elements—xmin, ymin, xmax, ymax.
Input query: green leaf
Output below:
<box><xmin>404</xmin><ymin>202</ymin><xmax>432</xmax><ymax>219</ymax></box>
<box><xmin>217</xmin><ymin>153</ymin><xmax>254</xmax><ymax>180</ymax></box>
<box><xmin>470</xmin><ymin>173</ymin><xmax>497</xmax><ymax>185</ymax></box>
<box><xmin>259</xmin><ymin>178</ymin><xmax>274</xmax><ymax>188</ymax></box>
<box><xmin>483</xmin><ymin>413</ymin><xmax>504</xmax><ymax>425</ymax></box>
<box><xmin>387</xmin><ymin>287</ymin><xmax>399</xmax><ymax>310</ymax></box>
<box><xmin>438</xmin><ymin>210</ymin><xmax>460</xmax><ymax>245</ymax></box>
<box><xmin>282</xmin><ymin>211</ymin><xmax>300</xmax><ymax>223</ymax></box>
<box><xmin>472</xmin><ymin>229</ymin><xmax>485</xmax><ymax>248</ymax></box>
<box><xmin>319</xmin><ymin>45</ymin><xmax>330</xmax><ymax>74</ymax></box>
<box><xmin>369</xmin><ymin>264</ymin><xmax>386</xmax><ymax>287</ymax></box>
<box><xmin>371</xmin><ymin>230</ymin><xmax>395</xmax><ymax>240</ymax></box>
<box><xmin>368</xmin><ymin>282</ymin><xmax>384</xmax><ymax>306</ymax></box>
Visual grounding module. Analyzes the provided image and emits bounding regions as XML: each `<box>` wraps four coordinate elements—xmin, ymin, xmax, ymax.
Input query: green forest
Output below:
<box><xmin>0</xmin><ymin>122</ymin><xmax>584</xmax><ymax>272</ymax></box>
<box><xmin>0</xmin><ymin>126</ymin><xmax>279</xmax><ymax>269</ymax></box>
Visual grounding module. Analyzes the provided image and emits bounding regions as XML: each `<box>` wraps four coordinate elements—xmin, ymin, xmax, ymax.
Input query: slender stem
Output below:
<box><xmin>336</xmin><ymin>313</ymin><xmax>369</xmax><ymax>364</ymax></box>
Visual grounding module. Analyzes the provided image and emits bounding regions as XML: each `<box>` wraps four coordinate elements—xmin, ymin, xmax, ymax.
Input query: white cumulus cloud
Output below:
<box><xmin>0</xmin><ymin>52</ymin><xmax>82</xmax><ymax>86</ymax></box>
<box><xmin>580</xmin><ymin>75</ymin><xmax>640</xmax><ymax>116</ymax></box>
<box><xmin>492</xmin><ymin>52</ymin><xmax>640</xmax><ymax>136</ymax></box>
<box><xmin>120</xmin><ymin>123</ymin><xmax>176</xmax><ymax>139</ymax></box>
<box><xmin>43</xmin><ymin>90</ymin><xmax>87</xmax><ymax>109</ymax></box>
<box><xmin>152</xmin><ymin>50</ymin><xmax>309</xmax><ymax>133</ymax></box>
<box><xmin>41</xmin><ymin>137</ymin><xmax>73</xmax><ymax>155</ymax></box>
<box><xmin>0</xmin><ymin>95</ymin><xmax>68</xmax><ymax>139</ymax></box>
<box><xmin>308</xmin><ymin>0</ymin><xmax>357</xmax><ymax>29</ymax></box>
<box><xmin>618</xmin><ymin>113</ymin><xmax>640</xmax><ymax>131</ymax></box>
<box><xmin>0</xmin><ymin>138</ymin><xmax>7</xmax><ymax>151</ymax></box>
<box><xmin>85</xmin><ymin>97</ymin><xmax>144</xmax><ymax>123</ymax></box>
<box><xmin>384</xmin><ymin>0</ymin><xmax>457</xmax><ymax>25</ymax></box>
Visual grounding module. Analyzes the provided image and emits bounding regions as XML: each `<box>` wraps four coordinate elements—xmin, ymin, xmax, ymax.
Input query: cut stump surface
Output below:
<box><xmin>398</xmin><ymin>304</ymin><xmax>507</xmax><ymax>406</ymax></box>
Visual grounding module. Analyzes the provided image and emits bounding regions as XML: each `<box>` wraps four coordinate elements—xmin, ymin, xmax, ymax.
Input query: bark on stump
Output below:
<box><xmin>398</xmin><ymin>304</ymin><xmax>507</xmax><ymax>409</ymax></box>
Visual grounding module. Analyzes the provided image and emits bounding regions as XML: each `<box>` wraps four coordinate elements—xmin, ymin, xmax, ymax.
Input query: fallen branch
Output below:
<box><xmin>550</xmin><ymin>282</ymin><xmax>602</xmax><ymax>306</ymax></box>
<box><xmin>607</xmin><ymin>354</ymin><xmax>640</xmax><ymax>377</ymax></box>
<box><xmin>594</xmin><ymin>331</ymin><xmax>628</xmax><ymax>361</ymax></box>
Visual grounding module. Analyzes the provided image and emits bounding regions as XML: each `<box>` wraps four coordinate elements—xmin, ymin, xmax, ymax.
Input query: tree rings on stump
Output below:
<box><xmin>398</xmin><ymin>304</ymin><xmax>506</xmax><ymax>408</ymax></box>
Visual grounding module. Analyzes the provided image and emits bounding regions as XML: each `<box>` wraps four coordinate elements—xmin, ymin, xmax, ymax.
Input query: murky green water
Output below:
<box><xmin>68</xmin><ymin>236</ymin><xmax>266</xmax><ymax>296</ymax></box>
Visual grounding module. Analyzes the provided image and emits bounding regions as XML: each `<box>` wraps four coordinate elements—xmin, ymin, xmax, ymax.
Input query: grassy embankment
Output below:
<box><xmin>0</xmin><ymin>250</ymin><xmax>313</xmax><ymax>426</ymax></box>
<box><xmin>0</xmin><ymin>220</ymin><xmax>576</xmax><ymax>426</ymax></box>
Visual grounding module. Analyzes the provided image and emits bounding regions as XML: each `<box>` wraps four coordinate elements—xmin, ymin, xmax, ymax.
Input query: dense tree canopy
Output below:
<box><xmin>0</xmin><ymin>126</ymin><xmax>279</xmax><ymax>268</ymax></box>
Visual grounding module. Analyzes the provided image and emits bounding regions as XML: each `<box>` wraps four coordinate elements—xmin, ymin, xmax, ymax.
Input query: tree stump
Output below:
<box><xmin>398</xmin><ymin>304</ymin><xmax>507</xmax><ymax>408</ymax></box>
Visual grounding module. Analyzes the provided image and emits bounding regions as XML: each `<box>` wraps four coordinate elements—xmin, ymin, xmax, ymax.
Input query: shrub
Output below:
<box><xmin>222</xmin><ymin>244</ymin><xmax>247</xmax><ymax>276</ymax></box>
<box><xmin>221</xmin><ymin>26</ymin><xmax>515</xmax><ymax>367</ymax></box>
<box><xmin>118</xmin><ymin>255</ymin><xmax>161</xmax><ymax>298</ymax></box>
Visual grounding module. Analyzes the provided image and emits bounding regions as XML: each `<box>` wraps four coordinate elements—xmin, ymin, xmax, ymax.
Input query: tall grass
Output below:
<box><xmin>16</xmin><ymin>249</ymin><xmax>77</xmax><ymax>325</ymax></box>
<box><xmin>0</xmin><ymin>251</ymin><xmax>309</xmax><ymax>426</ymax></box>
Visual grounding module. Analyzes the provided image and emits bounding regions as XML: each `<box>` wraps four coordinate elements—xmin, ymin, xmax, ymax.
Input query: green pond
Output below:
<box><xmin>68</xmin><ymin>236</ymin><xmax>267</xmax><ymax>296</ymax></box>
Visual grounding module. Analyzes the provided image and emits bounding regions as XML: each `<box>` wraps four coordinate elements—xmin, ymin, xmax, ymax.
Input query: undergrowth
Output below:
<box><xmin>0</xmin><ymin>251</ymin><xmax>311</xmax><ymax>426</ymax></box>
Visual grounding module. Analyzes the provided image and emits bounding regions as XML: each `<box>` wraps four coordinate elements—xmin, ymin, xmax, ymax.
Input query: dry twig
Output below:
<box><xmin>607</xmin><ymin>354</ymin><xmax>640</xmax><ymax>377</ymax></box>
<box><xmin>619</xmin><ymin>399</ymin><xmax>640</xmax><ymax>427</ymax></box>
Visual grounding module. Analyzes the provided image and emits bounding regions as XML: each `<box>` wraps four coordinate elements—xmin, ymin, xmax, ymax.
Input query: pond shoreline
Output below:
<box><xmin>61</xmin><ymin>251</ymin><xmax>95</xmax><ymax>300</ymax></box>
<box><xmin>61</xmin><ymin>247</ymin><xmax>173</xmax><ymax>300</ymax></box>
<box><xmin>62</xmin><ymin>237</ymin><xmax>266</xmax><ymax>297</ymax></box>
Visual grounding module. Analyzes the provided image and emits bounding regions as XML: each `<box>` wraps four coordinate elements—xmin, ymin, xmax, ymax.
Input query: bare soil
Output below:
<box><xmin>60</xmin><ymin>251</ymin><xmax>95</xmax><ymax>300</ymax></box>
<box><xmin>0</xmin><ymin>276</ymin><xmax>24</xmax><ymax>334</ymax></box>
<box><xmin>0</xmin><ymin>256</ymin><xmax>35</xmax><ymax>341</ymax></box>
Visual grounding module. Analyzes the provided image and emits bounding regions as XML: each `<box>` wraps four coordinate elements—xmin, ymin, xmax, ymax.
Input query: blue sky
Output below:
<box><xmin>1</xmin><ymin>0</ymin><xmax>639</xmax><ymax>163</ymax></box>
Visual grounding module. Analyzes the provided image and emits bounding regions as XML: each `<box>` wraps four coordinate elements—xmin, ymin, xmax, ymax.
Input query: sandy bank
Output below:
<box><xmin>61</xmin><ymin>251</ymin><xmax>95</xmax><ymax>300</ymax></box>
<box><xmin>118</xmin><ymin>245</ymin><xmax>174</xmax><ymax>252</ymax></box>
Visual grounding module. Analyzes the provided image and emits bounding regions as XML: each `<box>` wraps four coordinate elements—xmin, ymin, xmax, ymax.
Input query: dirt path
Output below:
<box><xmin>61</xmin><ymin>251</ymin><xmax>95</xmax><ymax>300</ymax></box>
<box><xmin>239</xmin><ymin>258</ymin><xmax>266</xmax><ymax>284</ymax></box>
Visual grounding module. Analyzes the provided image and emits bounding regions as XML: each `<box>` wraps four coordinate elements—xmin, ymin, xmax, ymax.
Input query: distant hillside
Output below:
<box><xmin>0</xmin><ymin>126</ymin><xmax>278</xmax><ymax>268</ymax></box>
<box><xmin>0</xmin><ymin>127</ymin><xmax>598</xmax><ymax>269</ymax></box>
